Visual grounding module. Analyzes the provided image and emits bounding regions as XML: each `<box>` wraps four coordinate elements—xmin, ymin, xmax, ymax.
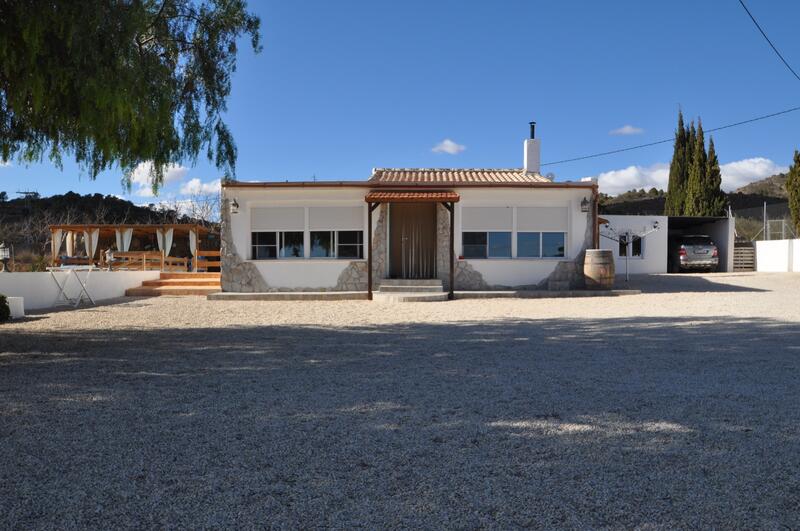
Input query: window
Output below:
<box><xmin>488</xmin><ymin>232</ymin><xmax>512</xmax><ymax>258</ymax></box>
<box><xmin>542</xmin><ymin>232</ymin><xmax>566</xmax><ymax>258</ymax></box>
<box><xmin>279</xmin><ymin>231</ymin><xmax>304</xmax><ymax>258</ymax></box>
<box><xmin>462</xmin><ymin>232</ymin><xmax>487</xmax><ymax>258</ymax></box>
<box><xmin>516</xmin><ymin>231</ymin><xmax>566</xmax><ymax>258</ymax></box>
<box><xmin>311</xmin><ymin>231</ymin><xmax>334</xmax><ymax>258</ymax></box>
<box><xmin>337</xmin><ymin>230</ymin><xmax>363</xmax><ymax>259</ymax></box>
<box><xmin>517</xmin><ymin>232</ymin><xmax>541</xmax><ymax>258</ymax></box>
<box><xmin>251</xmin><ymin>232</ymin><xmax>277</xmax><ymax>260</ymax></box>
<box><xmin>619</xmin><ymin>233</ymin><xmax>643</xmax><ymax>258</ymax></box>
<box><xmin>310</xmin><ymin>230</ymin><xmax>364</xmax><ymax>259</ymax></box>
<box><xmin>462</xmin><ymin>231</ymin><xmax>512</xmax><ymax>258</ymax></box>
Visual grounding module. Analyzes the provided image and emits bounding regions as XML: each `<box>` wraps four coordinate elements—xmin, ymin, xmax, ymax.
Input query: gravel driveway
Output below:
<box><xmin>2</xmin><ymin>273</ymin><xmax>799</xmax><ymax>529</ymax></box>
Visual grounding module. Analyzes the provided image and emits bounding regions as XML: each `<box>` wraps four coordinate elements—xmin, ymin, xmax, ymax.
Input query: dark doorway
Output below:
<box><xmin>389</xmin><ymin>203</ymin><xmax>437</xmax><ymax>279</ymax></box>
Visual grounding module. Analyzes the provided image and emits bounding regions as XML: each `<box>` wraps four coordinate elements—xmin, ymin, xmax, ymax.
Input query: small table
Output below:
<box><xmin>46</xmin><ymin>266</ymin><xmax>99</xmax><ymax>308</ymax></box>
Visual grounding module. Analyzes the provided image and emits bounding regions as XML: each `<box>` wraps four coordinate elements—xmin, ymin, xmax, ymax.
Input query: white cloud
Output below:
<box><xmin>180</xmin><ymin>178</ymin><xmax>221</xmax><ymax>196</ymax></box>
<box><xmin>719</xmin><ymin>157</ymin><xmax>788</xmax><ymax>191</ymax></box>
<box><xmin>591</xmin><ymin>163</ymin><xmax>669</xmax><ymax>196</ymax></box>
<box><xmin>590</xmin><ymin>156</ymin><xmax>789</xmax><ymax>196</ymax></box>
<box><xmin>431</xmin><ymin>139</ymin><xmax>466</xmax><ymax>155</ymax></box>
<box><xmin>0</xmin><ymin>160</ymin><xmax>10</xmax><ymax>167</ymax></box>
<box><xmin>609</xmin><ymin>125</ymin><xmax>644</xmax><ymax>136</ymax></box>
<box><xmin>129</xmin><ymin>161</ymin><xmax>188</xmax><ymax>197</ymax></box>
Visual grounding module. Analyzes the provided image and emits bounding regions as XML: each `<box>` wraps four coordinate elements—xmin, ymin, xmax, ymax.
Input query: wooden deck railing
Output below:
<box><xmin>109</xmin><ymin>251</ymin><xmax>164</xmax><ymax>271</ymax></box>
<box><xmin>195</xmin><ymin>250</ymin><xmax>221</xmax><ymax>272</ymax></box>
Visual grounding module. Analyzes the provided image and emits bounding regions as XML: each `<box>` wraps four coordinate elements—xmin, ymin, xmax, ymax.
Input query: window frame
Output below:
<box><xmin>462</xmin><ymin>231</ymin><xmax>514</xmax><ymax>259</ymax></box>
<box><xmin>307</xmin><ymin>229</ymin><xmax>365</xmax><ymax>260</ymax></box>
<box><xmin>618</xmin><ymin>232</ymin><xmax>644</xmax><ymax>259</ymax></box>
<box><xmin>250</xmin><ymin>230</ymin><xmax>306</xmax><ymax>260</ymax></box>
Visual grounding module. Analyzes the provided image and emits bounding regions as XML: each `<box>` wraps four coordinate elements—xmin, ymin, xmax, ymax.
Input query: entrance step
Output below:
<box><xmin>378</xmin><ymin>284</ymin><xmax>443</xmax><ymax>293</ymax></box>
<box><xmin>126</xmin><ymin>272</ymin><xmax>221</xmax><ymax>297</ymax></box>
<box><xmin>379</xmin><ymin>278</ymin><xmax>442</xmax><ymax>287</ymax></box>
<box><xmin>372</xmin><ymin>292</ymin><xmax>449</xmax><ymax>303</ymax></box>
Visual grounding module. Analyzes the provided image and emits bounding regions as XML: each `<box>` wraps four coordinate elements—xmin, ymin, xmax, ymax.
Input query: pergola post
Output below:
<box><xmin>449</xmin><ymin>202</ymin><xmax>455</xmax><ymax>300</ymax></box>
<box><xmin>441</xmin><ymin>202</ymin><xmax>455</xmax><ymax>300</ymax></box>
<box><xmin>367</xmin><ymin>202</ymin><xmax>378</xmax><ymax>300</ymax></box>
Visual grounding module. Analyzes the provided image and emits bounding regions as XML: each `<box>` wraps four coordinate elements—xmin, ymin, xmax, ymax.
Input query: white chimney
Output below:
<box><xmin>523</xmin><ymin>121</ymin><xmax>540</xmax><ymax>174</ymax></box>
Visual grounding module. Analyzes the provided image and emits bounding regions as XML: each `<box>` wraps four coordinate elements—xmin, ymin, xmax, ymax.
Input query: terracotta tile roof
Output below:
<box><xmin>365</xmin><ymin>190</ymin><xmax>460</xmax><ymax>203</ymax></box>
<box><xmin>369</xmin><ymin>168</ymin><xmax>550</xmax><ymax>185</ymax></box>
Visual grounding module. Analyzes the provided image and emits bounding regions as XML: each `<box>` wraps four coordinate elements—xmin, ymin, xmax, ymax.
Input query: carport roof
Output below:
<box><xmin>668</xmin><ymin>216</ymin><xmax>729</xmax><ymax>229</ymax></box>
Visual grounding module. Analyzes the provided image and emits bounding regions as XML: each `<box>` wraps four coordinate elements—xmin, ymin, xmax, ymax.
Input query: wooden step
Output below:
<box><xmin>126</xmin><ymin>286</ymin><xmax>221</xmax><ymax>297</ymax></box>
<box><xmin>143</xmin><ymin>279</ymin><xmax>222</xmax><ymax>287</ymax></box>
<box><xmin>159</xmin><ymin>272</ymin><xmax>221</xmax><ymax>280</ymax></box>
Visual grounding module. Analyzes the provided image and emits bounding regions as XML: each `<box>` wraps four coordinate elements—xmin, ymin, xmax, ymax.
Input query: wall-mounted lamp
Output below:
<box><xmin>580</xmin><ymin>197</ymin><xmax>591</xmax><ymax>213</ymax></box>
<box><xmin>0</xmin><ymin>242</ymin><xmax>10</xmax><ymax>272</ymax></box>
<box><xmin>230</xmin><ymin>198</ymin><xmax>240</xmax><ymax>214</ymax></box>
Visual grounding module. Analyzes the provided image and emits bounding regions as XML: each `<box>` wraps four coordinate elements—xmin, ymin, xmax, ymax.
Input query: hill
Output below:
<box><xmin>735</xmin><ymin>173</ymin><xmax>787</xmax><ymax>198</ymax></box>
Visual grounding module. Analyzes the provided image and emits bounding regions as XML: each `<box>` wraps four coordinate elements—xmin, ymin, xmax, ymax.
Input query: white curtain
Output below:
<box><xmin>189</xmin><ymin>229</ymin><xmax>198</xmax><ymax>256</ymax></box>
<box><xmin>51</xmin><ymin>229</ymin><xmax>64</xmax><ymax>258</ymax></box>
<box><xmin>83</xmin><ymin>228</ymin><xmax>100</xmax><ymax>258</ymax></box>
<box><xmin>156</xmin><ymin>228</ymin><xmax>174</xmax><ymax>256</ymax></box>
<box><xmin>115</xmin><ymin>228</ymin><xmax>133</xmax><ymax>251</ymax></box>
<box><xmin>66</xmin><ymin>231</ymin><xmax>75</xmax><ymax>256</ymax></box>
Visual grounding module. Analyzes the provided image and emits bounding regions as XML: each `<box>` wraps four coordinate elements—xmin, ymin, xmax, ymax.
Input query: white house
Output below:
<box><xmin>220</xmin><ymin>128</ymin><xmax>599</xmax><ymax>298</ymax></box>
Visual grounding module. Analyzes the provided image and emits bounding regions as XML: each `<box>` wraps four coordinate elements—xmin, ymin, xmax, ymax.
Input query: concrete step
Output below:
<box><xmin>208</xmin><ymin>291</ymin><xmax>368</xmax><ymax>301</ymax></box>
<box><xmin>379</xmin><ymin>278</ymin><xmax>442</xmax><ymax>287</ymax></box>
<box><xmin>159</xmin><ymin>272</ymin><xmax>221</xmax><ymax>280</ymax></box>
<box><xmin>372</xmin><ymin>292</ymin><xmax>449</xmax><ymax>303</ymax></box>
<box><xmin>143</xmin><ymin>279</ymin><xmax>222</xmax><ymax>287</ymax></box>
<box><xmin>378</xmin><ymin>284</ymin><xmax>443</xmax><ymax>293</ymax></box>
<box><xmin>126</xmin><ymin>286</ymin><xmax>221</xmax><ymax>297</ymax></box>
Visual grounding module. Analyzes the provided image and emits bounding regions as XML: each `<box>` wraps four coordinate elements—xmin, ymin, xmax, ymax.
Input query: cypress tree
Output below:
<box><xmin>787</xmin><ymin>150</ymin><xmax>800</xmax><ymax>236</ymax></box>
<box><xmin>705</xmin><ymin>137</ymin><xmax>726</xmax><ymax>216</ymax></box>
<box><xmin>664</xmin><ymin>111</ymin><xmax>688</xmax><ymax>215</ymax></box>
<box><xmin>685</xmin><ymin>120</ymin><xmax>707</xmax><ymax>216</ymax></box>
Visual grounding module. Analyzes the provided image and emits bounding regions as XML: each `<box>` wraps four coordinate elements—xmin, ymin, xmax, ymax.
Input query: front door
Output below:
<box><xmin>389</xmin><ymin>203</ymin><xmax>437</xmax><ymax>279</ymax></box>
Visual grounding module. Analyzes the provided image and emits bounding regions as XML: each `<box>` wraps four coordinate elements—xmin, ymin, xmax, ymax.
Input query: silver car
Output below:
<box><xmin>668</xmin><ymin>235</ymin><xmax>719</xmax><ymax>273</ymax></box>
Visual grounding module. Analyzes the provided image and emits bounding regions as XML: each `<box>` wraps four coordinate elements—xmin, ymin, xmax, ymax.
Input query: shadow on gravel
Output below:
<box><xmin>617</xmin><ymin>273</ymin><xmax>769</xmax><ymax>293</ymax></box>
<box><xmin>1</xmin><ymin>316</ymin><xmax>799</xmax><ymax>528</ymax></box>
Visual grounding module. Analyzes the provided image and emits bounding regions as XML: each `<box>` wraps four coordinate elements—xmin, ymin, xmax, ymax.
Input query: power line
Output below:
<box><xmin>737</xmin><ymin>0</ymin><xmax>800</xmax><ymax>83</ymax></box>
<box><xmin>541</xmin><ymin>104</ymin><xmax>800</xmax><ymax>167</ymax></box>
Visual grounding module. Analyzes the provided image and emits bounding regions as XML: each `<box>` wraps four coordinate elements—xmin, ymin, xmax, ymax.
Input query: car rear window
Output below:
<box><xmin>683</xmin><ymin>236</ymin><xmax>714</xmax><ymax>246</ymax></box>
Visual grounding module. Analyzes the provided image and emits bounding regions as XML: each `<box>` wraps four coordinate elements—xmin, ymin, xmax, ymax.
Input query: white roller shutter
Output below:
<box><xmin>309</xmin><ymin>206</ymin><xmax>363</xmax><ymax>230</ymax></box>
<box><xmin>461</xmin><ymin>207</ymin><xmax>513</xmax><ymax>231</ymax></box>
<box><xmin>517</xmin><ymin>207</ymin><xmax>568</xmax><ymax>232</ymax></box>
<box><xmin>250</xmin><ymin>207</ymin><xmax>305</xmax><ymax>230</ymax></box>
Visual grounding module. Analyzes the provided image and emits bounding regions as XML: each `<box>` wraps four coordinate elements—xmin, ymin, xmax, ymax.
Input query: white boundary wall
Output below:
<box><xmin>0</xmin><ymin>271</ymin><xmax>160</xmax><ymax>310</ymax></box>
<box><xmin>756</xmin><ymin>239</ymin><xmax>800</xmax><ymax>272</ymax></box>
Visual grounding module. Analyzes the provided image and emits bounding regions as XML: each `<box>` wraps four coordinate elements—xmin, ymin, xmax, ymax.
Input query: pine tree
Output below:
<box><xmin>787</xmin><ymin>150</ymin><xmax>800</xmax><ymax>236</ymax></box>
<box><xmin>705</xmin><ymin>137</ymin><xmax>726</xmax><ymax>216</ymax></box>
<box><xmin>685</xmin><ymin>120</ymin><xmax>707</xmax><ymax>216</ymax></box>
<box><xmin>664</xmin><ymin>111</ymin><xmax>688</xmax><ymax>215</ymax></box>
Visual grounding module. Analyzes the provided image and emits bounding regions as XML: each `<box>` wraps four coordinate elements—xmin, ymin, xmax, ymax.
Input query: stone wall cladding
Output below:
<box><xmin>335</xmin><ymin>261</ymin><xmax>368</xmax><ymax>291</ymax></box>
<box><xmin>220</xmin><ymin>198</ymin><xmax>271</xmax><ymax>293</ymax></box>
<box><xmin>371</xmin><ymin>204</ymin><xmax>388</xmax><ymax>286</ymax></box>
<box><xmin>435</xmin><ymin>203</ymin><xmax>451</xmax><ymax>290</ymax></box>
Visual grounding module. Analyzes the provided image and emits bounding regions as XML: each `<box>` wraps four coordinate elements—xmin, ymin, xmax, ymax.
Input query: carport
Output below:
<box><xmin>667</xmin><ymin>216</ymin><xmax>735</xmax><ymax>272</ymax></box>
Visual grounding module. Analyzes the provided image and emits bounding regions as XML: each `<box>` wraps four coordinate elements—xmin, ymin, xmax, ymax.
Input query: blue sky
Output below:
<box><xmin>2</xmin><ymin>0</ymin><xmax>799</xmax><ymax>201</ymax></box>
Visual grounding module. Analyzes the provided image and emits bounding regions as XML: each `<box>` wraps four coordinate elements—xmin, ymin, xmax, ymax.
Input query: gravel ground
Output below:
<box><xmin>1</xmin><ymin>272</ymin><xmax>800</xmax><ymax>529</ymax></box>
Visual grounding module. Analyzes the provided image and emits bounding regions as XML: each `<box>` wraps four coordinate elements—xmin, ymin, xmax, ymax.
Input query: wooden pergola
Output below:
<box><xmin>365</xmin><ymin>190</ymin><xmax>459</xmax><ymax>301</ymax></box>
<box><xmin>48</xmin><ymin>223</ymin><xmax>219</xmax><ymax>272</ymax></box>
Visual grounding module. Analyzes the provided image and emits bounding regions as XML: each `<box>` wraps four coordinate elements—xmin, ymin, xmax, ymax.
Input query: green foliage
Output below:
<box><xmin>664</xmin><ymin>111</ymin><xmax>687</xmax><ymax>215</ymax></box>
<box><xmin>0</xmin><ymin>191</ymin><xmax>7</xmax><ymax>202</ymax></box>
<box><xmin>0</xmin><ymin>1</ymin><xmax>261</xmax><ymax>191</ymax></box>
<box><xmin>664</xmin><ymin>112</ymin><xmax>726</xmax><ymax>216</ymax></box>
<box><xmin>787</xmin><ymin>150</ymin><xmax>800</xmax><ymax>235</ymax></box>
<box><xmin>0</xmin><ymin>294</ymin><xmax>10</xmax><ymax>323</ymax></box>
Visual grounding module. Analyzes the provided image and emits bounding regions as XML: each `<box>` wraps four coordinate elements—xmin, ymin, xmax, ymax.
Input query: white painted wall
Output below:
<box><xmin>600</xmin><ymin>215</ymin><xmax>668</xmax><ymax>275</ymax></box>
<box><xmin>225</xmin><ymin>184</ymin><xmax>595</xmax><ymax>289</ymax></box>
<box><xmin>756</xmin><ymin>239</ymin><xmax>800</xmax><ymax>272</ymax></box>
<box><xmin>0</xmin><ymin>271</ymin><xmax>160</xmax><ymax>311</ymax></box>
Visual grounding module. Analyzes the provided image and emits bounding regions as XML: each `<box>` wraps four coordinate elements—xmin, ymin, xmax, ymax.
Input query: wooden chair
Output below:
<box><xmin>163</xmin><ymin>256</ymin><xmax>189</xmax><ymax>272</ymax></box>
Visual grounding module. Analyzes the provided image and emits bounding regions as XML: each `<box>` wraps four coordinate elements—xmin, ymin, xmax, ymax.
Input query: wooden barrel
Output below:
<box><xmin>583</xmin><ymin>249</ymin><xmax>615</xmax><ymax>290</ymax></box>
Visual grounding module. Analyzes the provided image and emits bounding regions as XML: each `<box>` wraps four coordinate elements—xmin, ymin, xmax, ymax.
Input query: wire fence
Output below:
<box><xmin>732</xmin><ymin>202</ymin><xmax>797</xmax><ymax>241</ymax></box>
